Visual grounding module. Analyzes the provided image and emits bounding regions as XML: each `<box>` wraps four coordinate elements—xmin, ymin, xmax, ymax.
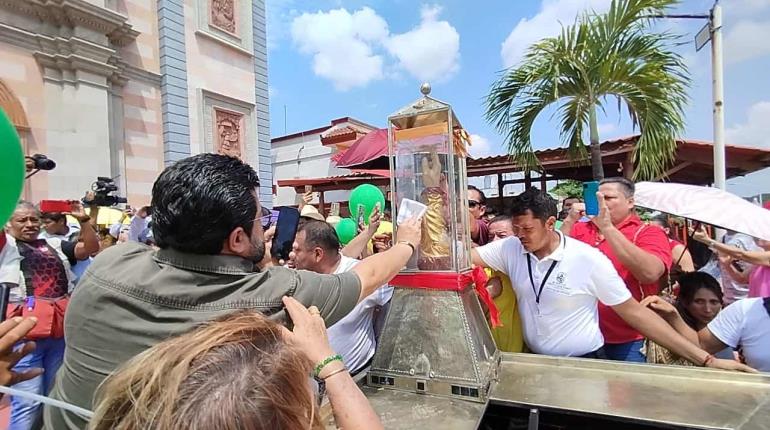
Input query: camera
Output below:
<box><xmin>28</xmin><ymin>154</ymin><xmax>56</xmax><ymax>171</ymax></box>
<box><xmin>84</xmin><ymin>177</ymin><xmax>128</xmax><ymax>207</ymax></box>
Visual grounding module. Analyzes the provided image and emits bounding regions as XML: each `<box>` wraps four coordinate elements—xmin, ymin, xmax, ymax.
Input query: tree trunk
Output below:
<box><xmin>588</xmin><ymin>104</ymin><xmax>604</xmax><ymax>180</ymax></box>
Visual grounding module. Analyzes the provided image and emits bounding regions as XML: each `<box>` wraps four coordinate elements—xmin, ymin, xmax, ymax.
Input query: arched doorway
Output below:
<box><xmin>0</xmin><ymin>79</ymin><xmax>29</xmax><ymax>132</ymax></box>
<box><xmin>1</xmin><ymin>79</ymin><xmax>31</xmax><ymax>199</ymax></box>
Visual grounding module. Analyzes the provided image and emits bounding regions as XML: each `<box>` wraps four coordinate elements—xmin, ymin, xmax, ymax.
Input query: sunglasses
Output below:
<box><xmin>258</xmin><ymin>208</ymin><xmax>279</xmax><ymax>230</ymax></box>
<box><xmin>468</xmin><ymin>200</ymin><xmax>481</xmax><ymax>208</ymax></box>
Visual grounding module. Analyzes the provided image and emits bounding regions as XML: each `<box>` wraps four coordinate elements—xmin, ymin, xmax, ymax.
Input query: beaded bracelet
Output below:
<box><xmin>314</xmin><ymin>354</ymin><xmax>343</xmax><ymax>377</ymax></box>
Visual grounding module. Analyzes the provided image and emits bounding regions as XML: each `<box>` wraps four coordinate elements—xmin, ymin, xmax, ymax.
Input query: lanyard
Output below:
<box><xmin>525</xmin><ymin>233</ymin><xmax>564</xmax><ymax>305</ymax></box>
<box><xmin>526</xmin><ymin>256</ymin><xmax>558</xmax><ymax>305</ymax></box>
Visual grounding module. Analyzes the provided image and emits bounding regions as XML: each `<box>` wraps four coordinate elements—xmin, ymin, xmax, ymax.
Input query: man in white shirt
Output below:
<box><xmin>0</xmin><ymin>234</ymin><xmax>21</xmax><ymax>285</ymax></box>
<box><xmin>472</xmin><ymin>188</ymin><xmax>750</xmax><ymax>371</ymax></box>
<box><xmin>290</xmin><ymin>218</ymin><xmax>393</xmax><ymax>374</ymax></box>
<box><xmin>39</xmin><ymin>212</ymin><xmax>80</xmax><ymax>242</ymax></box>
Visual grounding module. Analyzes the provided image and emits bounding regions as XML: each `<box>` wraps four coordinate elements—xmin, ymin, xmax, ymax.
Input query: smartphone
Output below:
<box><xmin>357</xmin><ymin>204</ymin><xmax>366</xmax><ymax>229</ymax></box>
<box><xmin>272</xmin><ymin>207</ymin><xmax>301</xmax><ymax>261</ymax></box>
<box><xmin>39</xmin><ymin>200</ymin><xmax>72</xmax><ymax>213</ymax></box>
<box><xmin>0</xmin><ymin>283</ymin><xmax>12</xmax><ymax>323</ymax></box>
<box><xmin>583</xmin><ymin>181</ymin><xmax>600</xmax><ymax>216</ymax></box>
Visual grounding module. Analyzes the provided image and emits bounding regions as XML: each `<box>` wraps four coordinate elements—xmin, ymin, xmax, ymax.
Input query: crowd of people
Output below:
<box><xmin>0</xmin><ymin>153</ymin><xmax>767</xmax><ymax>429</ymax></box>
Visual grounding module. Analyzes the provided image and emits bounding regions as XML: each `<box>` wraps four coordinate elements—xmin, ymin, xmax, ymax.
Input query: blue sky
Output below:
<box><xmin>265</xmin><ymin>0</ymin><xmax>770</xmax><ymax>197</ymax></box>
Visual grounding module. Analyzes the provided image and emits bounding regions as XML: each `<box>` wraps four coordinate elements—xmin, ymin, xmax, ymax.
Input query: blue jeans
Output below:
<box><xmin>603</xmin><ymin>340</ymin><xmax>646</xmax><ymax>363</ymax></box>
<box><xmin>8</xmin><ymin>337</ymin><xmax>66</xmax><ymax>430</ymax></box>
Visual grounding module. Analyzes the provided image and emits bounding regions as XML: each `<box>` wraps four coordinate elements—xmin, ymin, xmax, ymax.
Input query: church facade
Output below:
<box><xmin>0</xmin><ymin>0</ymin><xmax>272</xmax><ymax>206</ymax></box>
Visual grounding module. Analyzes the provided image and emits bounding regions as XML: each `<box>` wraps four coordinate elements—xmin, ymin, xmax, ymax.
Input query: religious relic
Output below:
<box><xmin>366</xmin><ymin>83</ymin><xmax>499</xmax><ymax>402</ymax></box>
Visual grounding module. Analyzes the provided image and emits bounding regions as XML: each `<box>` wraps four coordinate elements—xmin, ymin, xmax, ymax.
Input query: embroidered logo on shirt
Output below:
<box><xmin>547</xmin><ymin>272</ymin><xmax>570</xmax><ymax>295</ymax></box>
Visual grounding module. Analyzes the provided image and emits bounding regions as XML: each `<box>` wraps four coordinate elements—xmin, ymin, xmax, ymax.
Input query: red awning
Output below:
<box><xmin>334</xmin><ymin>128</ymin><xmax>389</xmax><ymax>169</ymax></box>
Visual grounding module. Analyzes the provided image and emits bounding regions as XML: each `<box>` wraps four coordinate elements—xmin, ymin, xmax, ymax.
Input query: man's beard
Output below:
<box><xmin>247</xmin><ymin>235</ymin><xmax>266</xmax><ymax>264</ymax></box>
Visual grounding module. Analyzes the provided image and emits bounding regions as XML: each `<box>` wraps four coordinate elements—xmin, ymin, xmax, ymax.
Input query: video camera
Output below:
<box><xmin>25</xmin><ymin>154</ymin><xmax>56</xmax><ymax>178</ymax></box>
<box><xmin>28</xmin><ymin>154</ymin><xmax>56</xmax><ymax>170</ymax></box>
<box><xmin>84</xmin><ymin>177</ymin><xmax>128</xmax><ymax>207</ymax></box>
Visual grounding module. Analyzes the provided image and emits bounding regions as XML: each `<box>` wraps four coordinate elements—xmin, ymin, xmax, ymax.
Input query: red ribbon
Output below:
<box><xmin>391</xmin><ymin>266</ymin><xmax>501</xmax><ymax>328</ymax></box>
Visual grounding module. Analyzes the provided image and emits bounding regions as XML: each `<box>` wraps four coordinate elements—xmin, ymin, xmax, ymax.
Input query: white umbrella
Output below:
<box><xmin>634</xmin><ymin>182</ymin><xmax>770</xmax><ymax>241</ymax></box>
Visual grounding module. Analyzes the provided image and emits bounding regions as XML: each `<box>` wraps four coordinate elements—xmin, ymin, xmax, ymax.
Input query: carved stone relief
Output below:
<box><xmin>210</xmin><ymin>0</ymin><xmax>236</xmax><ymax>35</ymax></box>
<box><xmin>214</xmin><ymin>108</ymin><xmax>243</xmax><ymax>158</ymax></box>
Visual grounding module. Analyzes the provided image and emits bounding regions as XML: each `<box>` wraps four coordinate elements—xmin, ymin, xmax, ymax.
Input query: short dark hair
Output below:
<box><xmin>40</xmin><ymin>212</ymin><xmax>66</xmax><ymax>222</ymax></box>
<box><xmin>600</xmin><ymin>177</ymin><xmax>635</xmax><ymax>198</ymax></box>
<box><xmin>562</xmin><ymin>196</ymin><xmax>582</xmax><ymax>204</ymax></box>
<box><xmin>298</xmin><ymin>219</ymin><xmax>340</xmax><ymax>255</ymax></box>
<box><xmin>151</xmin><ymin>154</ymin><xmax>260</xmax><ymax>254</ymax></box>
<box><xmin>467</xmin><ymin>185</ymin><xmax>487</xmax><ymax>205</ymax></box>
<box><xmin>510</xmin><ymin>188</ymin><xmax>557</xmax><ymax>222</ymax></box>
<box><xmin>488</xmin><ymin>214</ymin><xmax>512</xmax><ymax>227</ymax></box>
<box><xmin>651</xmin><ymin>214</ymin><xmax>670</xmax><ymax>230</ymax></box>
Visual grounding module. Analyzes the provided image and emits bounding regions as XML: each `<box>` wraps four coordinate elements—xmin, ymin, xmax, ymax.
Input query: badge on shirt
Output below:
<box><xmin>545</xmin><ymin>271</ymin><xmax>570</xmax><ymax>296</ymax></box>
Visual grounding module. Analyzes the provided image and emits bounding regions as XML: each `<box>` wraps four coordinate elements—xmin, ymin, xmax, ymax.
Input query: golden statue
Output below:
<box><xmin>418</xmin><ymin>151</ymin><xmax>451</xmax><ymax>270</ymax></box>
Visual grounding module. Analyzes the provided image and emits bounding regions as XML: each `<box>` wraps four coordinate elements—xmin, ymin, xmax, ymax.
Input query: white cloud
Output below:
<box><xmin>725</xmin><ymin>101</ymin><xmax>770</xmax><ymax>148</ymax></box>
<box><xmin>724</xmin><ymin>0</ymin><xmax>770</xmax><ymax>19</ymax></box>
<box><xmin>500</xmin><ymin>0</ymin><xmax>612</xmax><ymax>68</ymax></box>
<box><xmin>290</xmin><ymin>5</ymin><xmax>461</xmax><ymax>90</ymax></box>
<box><xmin>724</xmin><ymin>19</ymin><xmax>770</xmax><ymax>65</ymax></box>
<box><xmin>469</xmin><ymin>134</ymin><xmax>495</xmax><ymax>158</ymax></box>
<box><xmin>290</xmin><ymin>7</ymin><xmax>389</xmax><ymax>90</ymax></box>
<box><xmin>266</xmin><ymin>0</ymin><xmax>298</xmax><ymax>50</ymax></box>
<box><xmin>385</xmin><ymin>5</ymin><xmax>461</xmax><ymax>82</ymax></box>
<box><xmin>597</xmin><ymin>122</ymin><xmax>617</xmax><ymax>136</ymax></box>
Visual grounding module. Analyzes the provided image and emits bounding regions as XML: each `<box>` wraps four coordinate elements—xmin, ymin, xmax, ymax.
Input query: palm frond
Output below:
<box><xmin>484</xmin><ymin>0</ymin><xmax>689</xmax><ymax>179</ymax></box>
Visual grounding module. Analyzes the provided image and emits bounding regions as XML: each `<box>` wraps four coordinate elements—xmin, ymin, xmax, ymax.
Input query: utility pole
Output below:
<box><xmin>710</xmin><ymin>3</ymin><xmax>726</xmax><ymax>190</ymax></box>
<box><xmin>653</xmin><ymin>0</ymin><xmax>725</xmax><ymax>189</ymax></box>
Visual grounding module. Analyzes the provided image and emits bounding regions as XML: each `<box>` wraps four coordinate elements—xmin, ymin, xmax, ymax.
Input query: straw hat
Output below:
<box><xmin>300</xmin><ymin>205</ymin><xmax>325</xmax><ymax>222</ymax></box>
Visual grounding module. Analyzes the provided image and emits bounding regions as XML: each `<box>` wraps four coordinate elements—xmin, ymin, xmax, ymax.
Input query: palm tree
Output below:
<box><xmin>485</xmin><ymin>0</ymin><xmax>689</xmax><ymax>180</ymax></box>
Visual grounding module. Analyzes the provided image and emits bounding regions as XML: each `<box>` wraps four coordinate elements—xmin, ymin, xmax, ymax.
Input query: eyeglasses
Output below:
<box><xmin>257</xmin><ymin>208</ymin><xmax>279</xmax><ymax>230</ymax></box>
<box><xmin>468</xmin><ymin>200</ymin><xmax>480</xmax><ymax>208</ymax></box>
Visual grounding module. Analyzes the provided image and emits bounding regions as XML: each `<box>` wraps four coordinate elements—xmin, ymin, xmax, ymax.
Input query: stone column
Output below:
<box><xmin>38</xmin><ymin>68</ymin><xmax>113</xmax><ymax>198</ymax></box>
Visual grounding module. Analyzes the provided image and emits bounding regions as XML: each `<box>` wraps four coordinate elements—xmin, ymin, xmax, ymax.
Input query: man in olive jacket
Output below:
<box><xmin>45</xmin><ymin>154</ymin><xmax>421</xmax><ymax>429</ymax></box>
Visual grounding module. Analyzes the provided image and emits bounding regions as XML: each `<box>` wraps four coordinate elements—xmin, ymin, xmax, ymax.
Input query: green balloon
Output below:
<box><xmin>0</xmin><ymin>109</ymin><xmax>24</xmax><ymax>226</ymax></box>
<box><xmin>335</xmin><ymin>218</ymin><xmax>358</xmax><ymax>245</ymax></box>
<box><xmin>349</xmin><ymin>184</ymin><xmax>385</xmax><ymax>224</ymax></box>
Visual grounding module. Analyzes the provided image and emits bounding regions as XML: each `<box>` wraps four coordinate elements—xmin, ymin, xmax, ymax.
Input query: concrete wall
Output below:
<box><xmin>272</xmin><ymin>131</ymin><xmax>357</xmax><ymax>207</ymax></box>
<box><xmin>0</xmin><ymin>43</ymin><xmax>48</xmax><ymax>203</ymax></box>
<box><xmin>122</xmin><ymin>81</ymin><xmax>164</xmax><ymax>206</ymax></box>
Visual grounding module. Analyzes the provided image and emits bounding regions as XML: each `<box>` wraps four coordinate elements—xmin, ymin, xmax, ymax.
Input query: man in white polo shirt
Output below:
<box><xmin>290</xmin><ymin>218</ymin><xmax>393</xmax><ymax>374</ymax></box>
<box><xmin>471</xmin><ymin>188</ymin><xmax>750</xmax><ymax>371</ymax></box>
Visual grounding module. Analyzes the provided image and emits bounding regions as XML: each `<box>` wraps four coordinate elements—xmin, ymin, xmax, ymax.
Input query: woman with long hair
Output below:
<box><xmin>675</xmin><ymin>272</ymin><xmax>724</xmax><ymax>331</ymax></box>
<box><xmin>89</xmin><ymin>296</ymin><xmax>383</xmax><ymax>430</ymax></box>
<box><xmin>643</xmin><ymin>272</ymin><xmax>728</xmax><ymax>365</ymax></box>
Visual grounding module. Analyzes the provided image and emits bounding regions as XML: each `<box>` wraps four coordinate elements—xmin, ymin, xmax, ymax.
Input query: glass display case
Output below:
<box><xmin>369</xmin><ymin>84</ymin><xmax>498</xmax><ymax>404</ymax></box>
<box><xmin>388</xmin><ymin>84</ymin><xmax>472</xmax><ymax>272</ymax></box>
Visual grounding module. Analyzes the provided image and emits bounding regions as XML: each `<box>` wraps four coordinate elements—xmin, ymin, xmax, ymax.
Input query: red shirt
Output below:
<box><xmin>570</xmin><ymin>215</ymin><xmax>672</xmax><ymax>344</ymax></box>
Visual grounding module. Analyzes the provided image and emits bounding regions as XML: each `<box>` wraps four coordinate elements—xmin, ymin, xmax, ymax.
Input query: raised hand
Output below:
<box><xmin>0</xmin><ymin>317</ymin><xmax>42</xmax><ymax>388</ymax></box>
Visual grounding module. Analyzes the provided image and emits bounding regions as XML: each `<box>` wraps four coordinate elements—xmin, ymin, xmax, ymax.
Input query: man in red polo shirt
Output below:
<box><xmin>561</xmin><ymin>177</ymin><xmax>672</xmax><ymax>362</ymax></box>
